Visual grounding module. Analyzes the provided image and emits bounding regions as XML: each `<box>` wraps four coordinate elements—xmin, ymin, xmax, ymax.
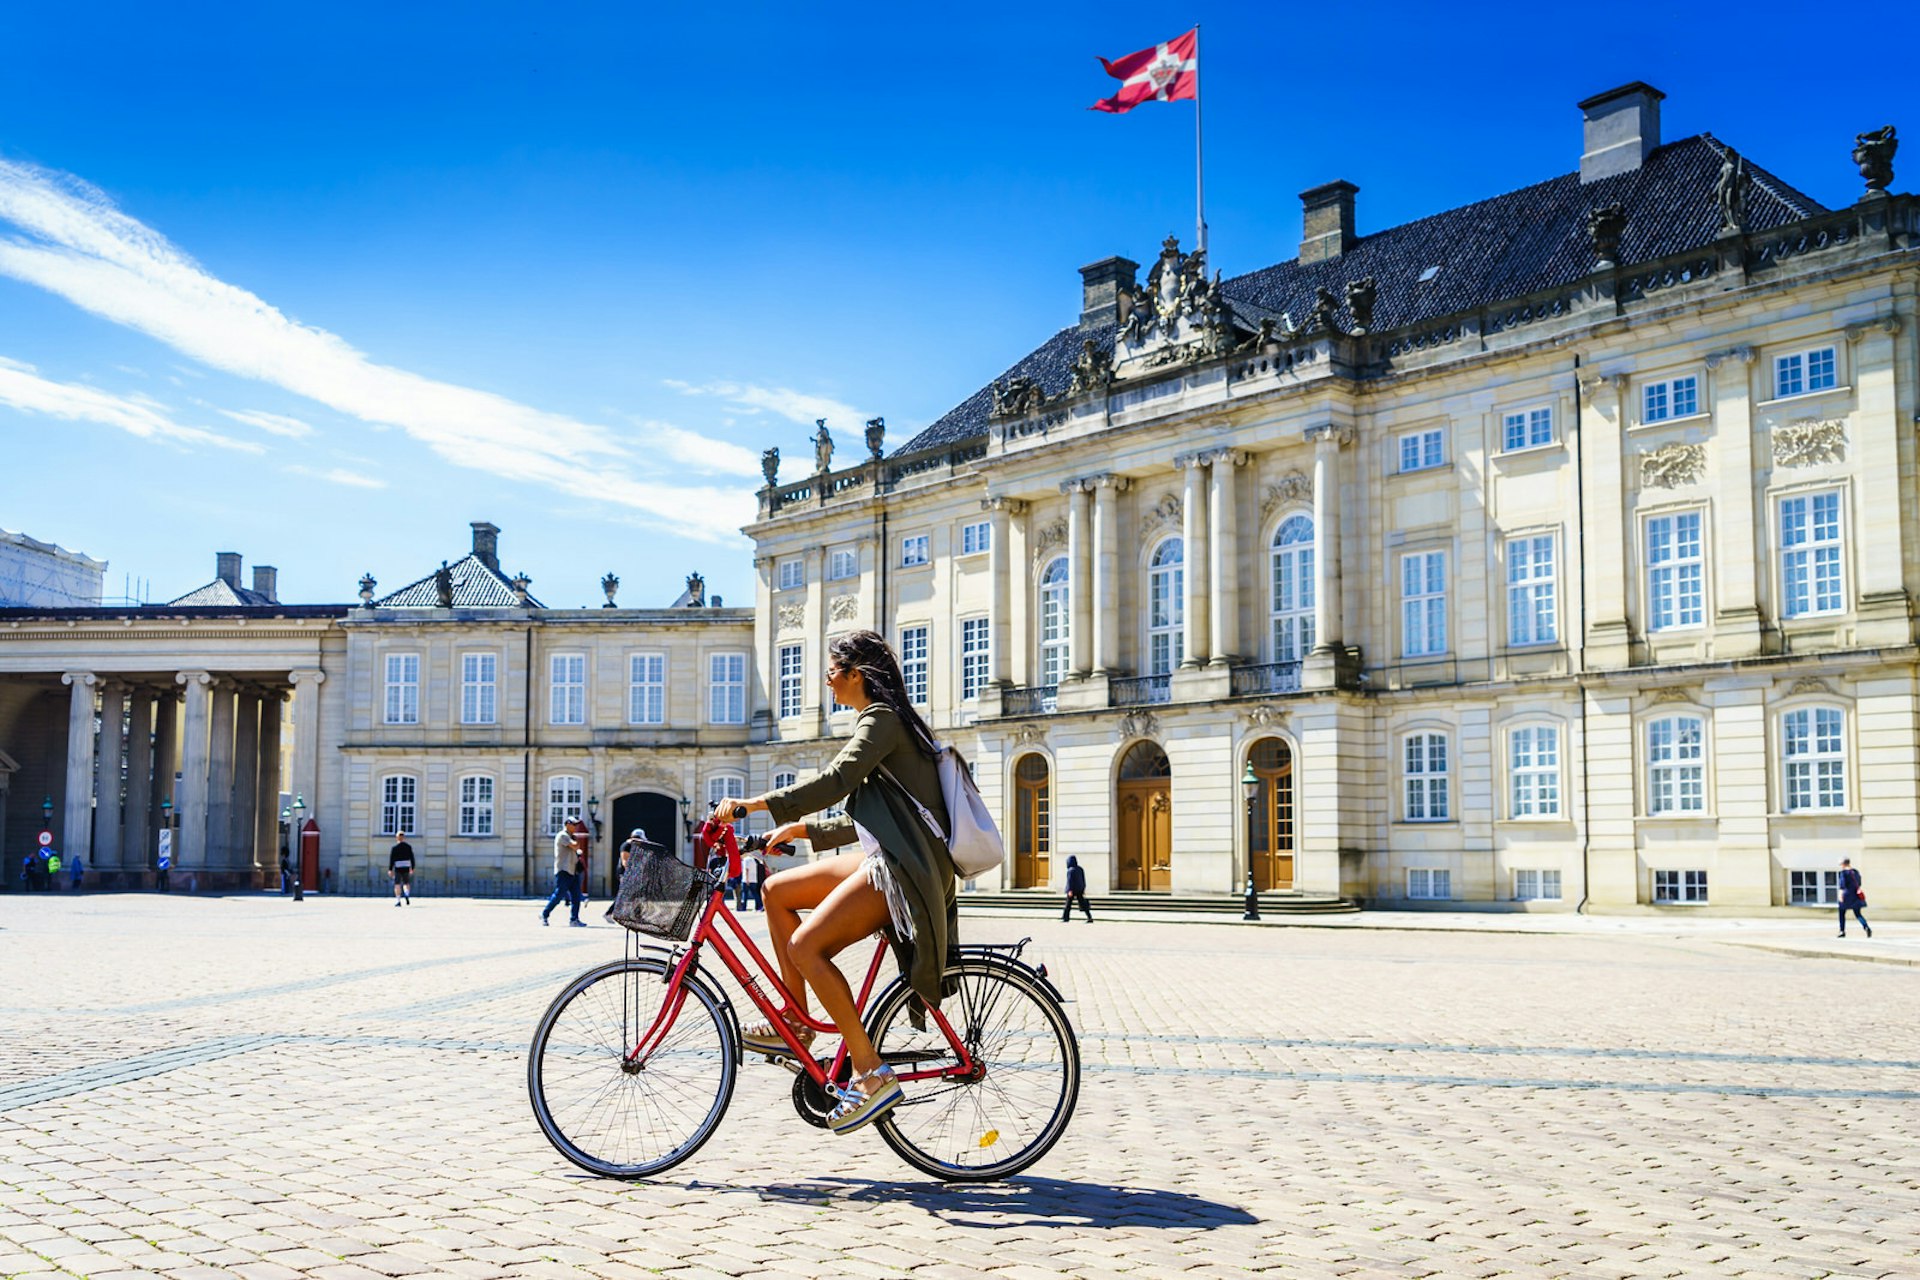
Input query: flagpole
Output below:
<box><xmin>1193</xmin><ymin>23</ymin><xmax>1207</xmax><ymax>258</ymax></box>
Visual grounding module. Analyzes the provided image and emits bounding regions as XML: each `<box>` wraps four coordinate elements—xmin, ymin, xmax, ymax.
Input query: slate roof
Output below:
<box><xmin>898</xmin><ymin>134</ymin><xmax>1824</xmax><ymax>455</ymax></box>
<box><xmin>374</xmin><ymin>553</ymin><xmax>546</xmax><ymax>609</ymax></box>
<box><xmin>168</xmin><ymin>579</ymin><xmax>276</xmax><ymax>607</ymax></box>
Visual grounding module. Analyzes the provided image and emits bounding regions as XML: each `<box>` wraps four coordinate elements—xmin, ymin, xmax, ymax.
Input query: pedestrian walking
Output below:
<box><xmin>67</xmin><ymin>853</ymin><xmax>84</xmax><ymax>893</ymax></box>
<box><xmin>280</xmin><ymin>852</ymin><xmax>292</xmax><ymax>894</ymax></box>
<box><xmin>739</xmin><ymin>849</ymin><xmax>765</xmax><ymax>911</ymax></box>
<box><xmin>1839</xmin><ymin>857</ymin><xmax>1872</xmax><ymax>938</ymax></box>
<box><xmin>1062</xmin><ymin>854</ymin><xmax>1093</xmax><ymax>922</ymax></box>
<box><xmin>541</xmin><ymin>818</ymin><xmax>589</xmax><ymax>927</ymax></box>
<box><xmin>617</xmin><ymin>828</ymin><xmax>654</xmax><ymax>879</ymax></box>
<box><xmin>389</xmin><ymin>833</ymin><xmax>415</xmax><ymax>906</ymax></box>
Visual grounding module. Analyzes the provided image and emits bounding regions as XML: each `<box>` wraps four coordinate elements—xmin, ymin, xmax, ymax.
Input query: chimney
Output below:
<box><xmin>470</xmin><ymin>521</ymin><xmax>500</xmax><ymax>572</ymax></box>
<box><xmin>1579</xmin><ymin>82</ymin><xmax>1664</xmax><ymax>183</ymax></box>
<box><xmin>252</xmin><ymin>565</ymin><xmax>278</xmax><ymax>603</ymax></box>
<box><xmin>216</xmin><ymin>552</ymin><xmax>242</xmax><ymax>587</ymax></box>
<box><xmin>1299</xmin><ymin>181</ymin><xmax>1358</xmax><ymax>264</ymax></box>
<box><xmin>1078</xmin><ymin>256</ymin><xmax>1139</xmax><ymax>330</ymax></box>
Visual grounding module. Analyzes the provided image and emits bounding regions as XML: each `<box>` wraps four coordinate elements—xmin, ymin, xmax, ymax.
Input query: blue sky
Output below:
<box><xmin>0</xmin><ymin>2</ymin><xmax>1908</xmax><ymax>608</ymax></box>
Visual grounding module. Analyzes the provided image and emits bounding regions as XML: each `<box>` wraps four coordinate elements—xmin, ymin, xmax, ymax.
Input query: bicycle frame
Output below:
<box><xmin>624</xmin><ymin>825</ymin><xmax>978</xmax><ymax>1091</ymax></box>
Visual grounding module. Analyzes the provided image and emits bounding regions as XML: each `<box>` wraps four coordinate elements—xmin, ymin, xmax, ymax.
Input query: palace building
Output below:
<box><xmin>744</xmin><ymin>84</ymin><xmax>1919</xmax><ymax>913</ymax></box>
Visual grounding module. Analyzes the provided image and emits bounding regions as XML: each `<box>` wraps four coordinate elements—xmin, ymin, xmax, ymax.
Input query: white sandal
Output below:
<box><xmin>740</xmin><ymin>1012</ymin><xmax>816</xmax><ymax>1057</ymax></box>
<box><xmin>827</xmin><ymin>1065</ymin><xmax>902</xmax><ymax>1134</ymax></box>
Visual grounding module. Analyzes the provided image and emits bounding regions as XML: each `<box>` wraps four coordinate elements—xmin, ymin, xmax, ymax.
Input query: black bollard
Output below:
<box><xmin>1242</xmin><ymin>871</ymin><xmax>1260</xmax><ymax>921</ymax></box>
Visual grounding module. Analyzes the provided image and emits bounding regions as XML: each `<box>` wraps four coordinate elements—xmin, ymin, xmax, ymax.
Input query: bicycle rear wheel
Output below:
<box><xmin>528</xmin><ymin>957</ymin><xmax>736</xmax><ymax>1178</ymax></box>
<box><xmin>867</xmin><ymin>957</ymin><xmax>1079</xmax><ymax>1181</ymax></box>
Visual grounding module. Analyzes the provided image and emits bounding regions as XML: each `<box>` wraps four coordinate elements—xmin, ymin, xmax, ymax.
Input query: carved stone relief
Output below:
<box><xmin>1244</xmin><ymin>705</ymin><xmax>1286</xmax><ymax>727</ymax></box>
<box><xmin>1772</xmin><ymin>419</ymin><xmax>1847</xmax><ymax>467</ymax></box>
<box><xmin>1012</xmin><ymin>724</ymin><xmax>1048</xmax><ymax>746</ymax></box>
<box><xmin>829</xmin><ymin>595</ymin><xmax>859</xmax><ymax>623</ymax></box>
<box><xmin>1788</xmin><ymin>676</ymin><xmax>1836</xmax><ymax>697</ymax></box>
<box><xmin>1030</xmin><ymin>517</ymin><xmax>1069</xmax><ymax>567</ymax></box>
<box><xmin>1649</xmin><ymin>688</ymin><xmax>1695</xmax><ymax>704</ymax></box>
<box><xmin>1138</xmin><ymin>493</ymin><xmax>1182</xmax><ymax>537</ymax></box>
<box><xmin>776</xmin><ymin>604</ymin><xmax>804</xmax><ymax>635</ymax></box>
<box><xmin>605</xmin><ymin>758</ymin><xmax>684</xmax><ymax>798</ymax></box>
<box><xmin>1113</xmin><ymin>710</ymin><xmax>1160</xmax><ymax>742</ymax></box>
<box><xmin>1260</xmin><ymin>471</ymin><xmax>1312</xmax><ymax>517</ymax></box>
<box><xmin>1639</xmin><ymin>442</ymin><xmax>1706</xmax><ymax>489</ymax></box>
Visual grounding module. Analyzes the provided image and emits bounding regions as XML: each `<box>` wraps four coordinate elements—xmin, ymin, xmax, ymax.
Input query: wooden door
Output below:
<box><xmin>1012</xmin><ymin>754</ymin><xmax>1051</xmax><ymax>888</ymax></box>
<box><xmin>1249</xmin><ymin>737</ymin><xmax>1295</xmax><ymax>891</ymax></box>
<box><xmin>1116</xmin><ymin>741</ymin><xmax>1173</xmax><ymax>892</ymax></box>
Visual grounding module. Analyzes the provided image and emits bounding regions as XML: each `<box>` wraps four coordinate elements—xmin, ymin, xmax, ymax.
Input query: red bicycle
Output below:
<box><xmin>528</xmin><ymin>818</ymin><xmax>1080</xmax><ymax>1181</ymax></box>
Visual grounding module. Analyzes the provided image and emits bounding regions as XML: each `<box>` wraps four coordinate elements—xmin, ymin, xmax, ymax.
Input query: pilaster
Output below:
<box><xmin>1845</xmin><ymin>316</ymin><xmax>1911</xmax><ymax>645</ymax></box>
<box><xmin>1579</xmin><ymin>373</ymin><xmax>1633</xmax><ymax>668</ymax></box>
<box><xmin>287</xmin><ymin>669</ymin><xmax>325</xmax><ymax>829</ymax></box>
<box><xmin>1175</xmin><ymin>454</ymin><xmax>1211</xmax><ymax>667</ymax></box>
<box><xmin>984</xmin><ymin>497</ymin><xmax>1023</xmax><ymax>689</ymax></box>
<box><xmin>1064</xmin><ymin>478</ymin><xmax>1093</xmax><ymax>679</ymax></box>
<box><xmin>1706</xmin><ymin>346</ymin><xmax>1762</xmax><ymax>657</ymax></box>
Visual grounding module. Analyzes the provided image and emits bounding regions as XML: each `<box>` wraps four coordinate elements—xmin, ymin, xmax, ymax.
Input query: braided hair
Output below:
<box><xmin>829</xmin><ymin>629</ymin><xmax>940</xmax><ymax>759</ymax></box>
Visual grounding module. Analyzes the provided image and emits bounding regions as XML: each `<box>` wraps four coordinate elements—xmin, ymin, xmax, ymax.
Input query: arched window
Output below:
<box><xmin>1039</xmin><ymin>556</ymin><xmax>1070</xmax><ymax>688</ymax></box>
<box><xmin>1147</xmin><ymin>538</ymin><xmax>1185</xmax><ymax>675</ymax></box>
<box><xmin>1118</xmin><ymin>740</ymin><xmax>1171</xmax><ymax>780</ymax></box>
<box><xmin>1271</xmin><ymin>515</ymin><xmax>1316</xmax><ymax>662</ymax></box>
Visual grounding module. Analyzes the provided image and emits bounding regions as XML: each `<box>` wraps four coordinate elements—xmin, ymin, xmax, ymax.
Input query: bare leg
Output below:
<box><xmin>762</xmin><ymin>854</ymin><xmax>864</xmax><ymax>1017</ymax></box>
<box><xmin>789</xmin><ymin>870</ymin><xmax>893</xmax><ymax>1082</ymax></box>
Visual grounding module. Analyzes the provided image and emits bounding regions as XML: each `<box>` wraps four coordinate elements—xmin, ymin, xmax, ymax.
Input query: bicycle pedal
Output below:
<box><xmin>767</xmin><ymin>1054</ymin><xmax>805</xmax><ymax>1074</ymax></box>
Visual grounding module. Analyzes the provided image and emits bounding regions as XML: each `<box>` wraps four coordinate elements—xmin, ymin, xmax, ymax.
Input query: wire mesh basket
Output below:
<box><xmin>606</xmin><ymin>846</ymin><xmax>708</xmax><ymax>940</ymax></box>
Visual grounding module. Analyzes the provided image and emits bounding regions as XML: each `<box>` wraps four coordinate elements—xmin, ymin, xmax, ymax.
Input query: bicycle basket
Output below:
<box><xmin>606</xmin><ymin>847</ymin><xmax>707</xmax><ymax>940</ymax></box>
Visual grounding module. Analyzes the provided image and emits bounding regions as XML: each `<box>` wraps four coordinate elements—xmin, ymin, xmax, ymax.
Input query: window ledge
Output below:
<box><xmin>1397</xmin><ymin>819</ymin><xmax>1460</xmax><ymax>826</ymax></box>
<box><xmin>1493</xmin><ymin>442</ymin><xmax>1565</xmax><ymax>463</ymax></box>
<box><xmin>1641</xmin><ymin>813</ymin><xmax>1718</xmax><ymax>821</ymax></box>
<box><xmin>1497</xmin><ymin>816</ymin><xmax>1572</xmax><ymax>826</ymax></box>
<box><xmin>1652</xmin><ymin>900</ymin><xmax>1712</xmax><ymax>907</ymax></box>
<box><xmin>1395</xmin><ymin>463</ymin><xmax>1450</xmax><ymax>477</ymax></box>
<box><xmin>1774</xmin><ymin>810</ymin><xmax>1859</xmax><ymax>819</ymax></box>
<box><xmin>1758</xmin><ymin>385</ymin><xmax>1851</xmax><ymax>411</ymax></box>
<box><xmin>1629</xmin><ymin>411</ymin><xmax>1713</xmax><ymax>432</ymax></box>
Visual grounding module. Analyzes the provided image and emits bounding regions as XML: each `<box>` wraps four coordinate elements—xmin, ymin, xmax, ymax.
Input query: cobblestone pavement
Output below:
<box><xmin>2</xmin><ymin>894</ymin><xmax>1916</xmax><ymax>1279</ymax></box>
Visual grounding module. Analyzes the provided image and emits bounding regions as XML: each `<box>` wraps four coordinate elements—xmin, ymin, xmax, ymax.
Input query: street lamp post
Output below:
<box><xmin>678</xmin><ymin>795</ymin><xmax>693</xmax><ymax>851</ymax></box>
<box><xmin>1240</xmin><ymin>761</ymin><xmax>1261</xmax><ymax>921</ymax></box>
<box><xmin>279</xmin><ymin>806</ymin><xmax>291</xmax><ymax>893</ymax></box>
<box><xmin>291</xmin><ymin>794</ymin><xmax>307</xmax><ymax>901</ymax></box>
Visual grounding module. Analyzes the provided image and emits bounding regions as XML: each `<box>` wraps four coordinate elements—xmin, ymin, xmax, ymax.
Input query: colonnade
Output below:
<box><xmin>55</xmin><ymin>667</ymin><xmax>324</xmax><ymax>888</ymax></box>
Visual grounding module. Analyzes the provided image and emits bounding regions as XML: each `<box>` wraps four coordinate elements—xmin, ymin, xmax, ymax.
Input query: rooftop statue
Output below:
<box><xmin>1714</xmin><ymin>149</ymin><xmax>1749</xmax><ymax>235</ymax></box>
<box><xmin>1854</xmin><ymin>125</ymin><xmax>1897</xmax><ymax>196</ymax></box>
<box><xmin>813</xmin><ymin>419</ymin><xmax>833</xmax><ymax>474</ymax></box>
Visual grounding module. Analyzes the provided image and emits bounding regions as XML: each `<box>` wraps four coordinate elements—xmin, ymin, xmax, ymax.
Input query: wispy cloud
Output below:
<box><xmin>286</xmin><ymin>464</ymin><xmax>386</xmax><ymax>489</ymax></box>
<box><xmin>0</xmin><ymin>159</ymin><xmax>753</xmax><ymax>542</ymax></box>
<box><xmin>0</xmin><ymin>361</ymin><xmax>260</xmax><ymax>453</ymax></box>
<box><xmin>221</xmin><ymin>407</ymin><xmax>315</xmax><ymax>439</ymax></box>
<box><xmin>665</xmin><ymin>379</ymin><xmax>868</xmax><ymax>433</ymax></box>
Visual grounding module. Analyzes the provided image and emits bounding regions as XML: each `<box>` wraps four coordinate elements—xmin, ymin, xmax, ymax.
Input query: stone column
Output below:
<box><xmin>1579</xmin><ymin>374</ymin><xmax>1632</xmax><ymax>667</ymax></box>
<box><xmin>206</xmin><ymin>681</ymin><xmax>236</xmax><ymax>872</ymax></box>
<box><xmin>1177</xmin><ymin>454</ymin><xmax>1211</xmax><ymax>667</ymax></box>
<box><xmin>123</xmin><ymin>690</ymin><xmax>155</xmax><ymax>878</ymax></box>
<box><xmin>1091</xmin><ymin>475</ymin><xmax>1127</xmax><ymax>676</ymax></box>
<box><xmin>1064</xmin><ymin>479</ymin><xmax>1093</xmax><ymax>678</ymax></box>
<box><xmin>1305</xmin><ymin>425</ymin><xmax>1350</xmax><ymax>655</ymax></box>
<box><xmin>93</xmin><ymin>683</ymin><xmax>127</xmax><ymax>872</ymax></box>
<box><xmin>255</xmin><ymin>694</ymin><xmax>284</xmax><ymax>877</ymax></box>
<box><xmin>287</xmin><ymin>669</ymin><xmax>326</xmax><ymax>821</ymax></box>
<box><xmin>176</xmin><ymin>672</ymin><xmax>213</xmax><ymax>874</ymax></box>
<box><xmin>61</xmin><ymin>672</ymin><xmax>97</xmax><ymax>869</ymax></box>
<box><xmin>984</xmin><ymin>497</ymin><xmax>1022</xmax><ymax>688</ymax></box>
<box><xmin>1207</xmin><ymin>450</ymin><xmax>1246</xmax><ymax>666</ymax></box>
<box><xmin>1707</xmin><ymin>347</ymin><xmax>1761</xmax><ymax>657</ymax></box>
<box><xmin>152</xmin><ymin>691</ymin><xmax>180</xmax><ymax>858</ymax></box>
<box><xmin>229</xmin><ymin>691</ymin><xmax>260</xmax><ymax>876</ymax></box>
<box><xmin>1846</xmin><ymin>316</ymin><xmax>1910</xmax><ymax>645</ymax></box>
<box><xmin>803</xmin><ymin>547</ymin><xmax>826</xmax><ymax>734</ymax></box>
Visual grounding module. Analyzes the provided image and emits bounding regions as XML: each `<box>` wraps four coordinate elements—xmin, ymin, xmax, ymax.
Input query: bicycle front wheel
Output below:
<box><xmin>528</xmin><ymin>957</ymin><xmax>736</xmax><ymax>1178</ymax></box>
<box><xmin>868</xmin><ymin>957</ymin><xmax>1079</xmax><ymax>1181</ymax></box>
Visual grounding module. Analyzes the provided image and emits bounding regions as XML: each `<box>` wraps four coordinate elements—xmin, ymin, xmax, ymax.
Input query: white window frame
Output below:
<box><xmin>1513</xmin><ymin>869</ymin><xmax>1563</xmax><ymax>901</ymax></box>
<box><xmin>548</xmin><ymin>653</ymin><xmax>586</xmax><ymax>725</ymax></box>
<box><xmin>1038</xmin><ymin>557</ymin><xmax>1070</xmax><ymax>689</ymax></box>
<box><xmin>899</xmin><ymin>626</ymin><xmax>929</xmax><ymax>705</ymax></box>
<box><xmin>1402</xmin><ymin>731</ymin><xmax>1450</xmax><ymax>822</ymax></box>
<box><xmin>1788</xmin><ymin>869</ymin><xmax>1841</xmax><ymax>906</ymax></box>
<box><xmin>1400</xmin><ymin>551</ymin><xmax>1447</xmax><ymax>658</ymax></box>
<box><xmin>1645</xmin><ymin>510</ymin><xmax>1705</xmax><ymax>631</ymax></box>
<box><xmin>899</xmin><ymin>534</ymin><xmax>930</xmax><ymax>568</ymax></box>
<box><xmin>1778</xmin><ymin>490</ymin><xmax>1845</xmax><ymax>619</ymax></box>
<box><xmin>1773</xmin><ymin>345</ymin><xmax>1837</xmax><ymax>400</ymax></box>
<box><xmin>627</xmin><ymin>652</ymin><xmax>665</xmax><ymax>725</ymax></box>
<box><xmin>1398</xmin><ymin>427</ymin><xmax>1445</xmax><ymax>473</ymax></box>
<box><xmin>960</xmin><ymin>616</ymin><xmax>990</xmax><ymax>701</ymax></box>
<box><xmin>1271</xmin><ymin>515</ymin><xmax>1315</xmax><ymax>662</ymax></box>
<box><xmin>827</xmin><ymin>548</ymin><xmax>858</xmax><ymax>581</ymax></box>
<box><xmin>771</xmin><ymin>769</ymin><xmax>797</xmax><ymax>793</ymax></box>
<box><xmin>383</xmin><ymin>653</ymin><xmax>420</xmax><ymax>726</ymax></box>
<box><xmin>457</xmin><ymin>774</ymin><xmax>495</xmax><ymax>837</ymax></box>
<box><xmin>1646</xmin><ymin>714</ymin><xmax>1707</xmax><ymax>815</ymax></box>
<box><xmin>1407</xmin><ymin>868</ymin><xmax>1452</xmax><ymax>900</ymax></box>
<box><xmin>1505</xmin><ymin>533</ymin><xmax>1557</xmax><ymax>647</ymax></box>
<box><xmin>1641</xmin><ymin>374</ymin><xmax>1700</xmax><ymax>424</ymax></box>
<box><xmin>1653</xmin><ymin>869</ymin><xmax>1709</xmax><ymax>904</ymax></box>
<box><xmin>1508</xmin><ymin>724</ymin><xmax>1561</xmax><ymax>818</ymax></box>
<box><xmin>776</xmin><ymin>644</ymin><xmax>804</xmax><ymax>720</ymax></box>
<box><xmin>379</xmin><ymin>774</ymin><xmax>418</xmax><ymax>837</ymax></box>
<box><xmin>1146</xmin><ymin>537</ymin><xmax>1184</xmax><ymax>676</ymax></box>
<box><xmin>777</xmin><ymin>559</ymin><xmax>804</xmax><ymax>591</ymax></box>
<box><xmin>960</xmin><ymin>521</ymin><xmax>992</xmax><ymax>556</ymax></box>
<box><xmin>1501</xmin><ymin>404</ymin><xmax>1553</xmax><ymax>452</ymax></box>
<box><xmin>545</xmin><ymin>774</ymin><xmax>585</xmax><ymax>835</ymax></box>
<box><xmin>1782</xmin><ymin>706</ymin><xmax>1848</xmax><ymax>813</ymax></box>
<box><xmin>708</xmin><ymin>652</ymin><xmax>747</xmax><ymax>725</ymax></box>
<box><xmin>707</xmin><ymin>773</ymin><xmax>747</xmax><ymax>835</ymax></box>
<box><xmin>459</xmin><ymin>652</ymin><xmax>496</xmax><ymax>726</ymax></box>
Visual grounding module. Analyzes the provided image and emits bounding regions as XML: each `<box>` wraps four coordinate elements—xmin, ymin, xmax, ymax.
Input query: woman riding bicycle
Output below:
<box><xmin>711</xmin><ymin>628</ymin><xmax>952</xmax><ymax>1136</ymax></box>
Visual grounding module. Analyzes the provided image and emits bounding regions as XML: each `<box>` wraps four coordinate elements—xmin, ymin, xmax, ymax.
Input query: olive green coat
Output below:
<box><xmin>764</xmin><ymin>704</ymin><xmax>956</xmax><ymax>1010</ymax></box>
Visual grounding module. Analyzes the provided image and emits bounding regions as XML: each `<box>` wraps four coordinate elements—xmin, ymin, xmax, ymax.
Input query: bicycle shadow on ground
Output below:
<box><xmin>743</xmin><ymin>1175</ymin><xmax>1259</xmax><ymax>1229</ymax></box>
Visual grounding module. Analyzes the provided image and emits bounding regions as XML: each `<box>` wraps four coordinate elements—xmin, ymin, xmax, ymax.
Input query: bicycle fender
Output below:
<box><xmin>620</xmin><ymin>949</ymin><xmax>746</xmax><ymax>1069</ymax></box>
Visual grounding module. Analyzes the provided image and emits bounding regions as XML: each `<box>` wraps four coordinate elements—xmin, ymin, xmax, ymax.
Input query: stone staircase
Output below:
<box><xmin>957</xmin><ymin>889</ymin><xmax>1360</xmax><ymax>916</ymax></box>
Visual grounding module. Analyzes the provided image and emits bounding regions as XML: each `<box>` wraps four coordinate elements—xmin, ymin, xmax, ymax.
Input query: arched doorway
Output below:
<box><xmin>1116</xmin><ymin>741</ymin><xmax>1172</xmax><ymax>891</ymax></box>
<box><xmin>609</xmin><ymin>791</ymin><xmax>681</xmax><ymax>888</ymax></box>
<box><xmin>1248</xmin><ymin>737</ymin><xmax>1295</xmax><ymax>891</ymax></box>
<box><xmin>1012</xmin><ymin>753</ymin><xmax>1051</xmax><ymax>888</ymax></box>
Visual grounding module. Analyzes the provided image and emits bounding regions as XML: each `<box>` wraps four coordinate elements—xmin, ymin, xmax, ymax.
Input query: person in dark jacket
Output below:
<box><xmin>1838</xmin><ymin>857</ymin><xmax>1872</xmax><ymax>938</ymax></box>
<box><xmin>1062</xmin><ymin>855</ymin><xmax>1092</xmax><ymax>922</ymax></box>
<box><xmin>712</xmin><ymin>629</ymin><xmax>953</xmax><ymax>1137</ymax></box>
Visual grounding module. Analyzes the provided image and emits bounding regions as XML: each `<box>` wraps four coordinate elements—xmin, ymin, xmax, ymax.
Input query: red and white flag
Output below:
<box><xmin>1089</xmin><ymin>28</ymin><xmax>1198</xmax><ymax>114</ymax></box>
